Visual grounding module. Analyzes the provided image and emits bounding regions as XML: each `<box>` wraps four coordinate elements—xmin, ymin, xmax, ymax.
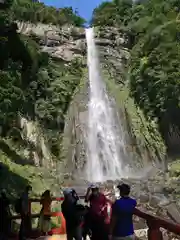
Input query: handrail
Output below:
<box><xmin>10</xmin><ymin>211</ymin><xmax>63</xmax><ymax>220</ymax></box>
<box><xmin>8</xmin><ymin>195</ymin><xmax>180</xmax><ymax>240</ymax></box>
<box><xmin>134</xmin><ymin>208</ymin><xmax>180</xmax><ymax>235</ymax></box>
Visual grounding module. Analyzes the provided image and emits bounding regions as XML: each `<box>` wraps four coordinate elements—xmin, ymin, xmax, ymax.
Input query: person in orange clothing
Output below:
<box><xmin>38</xmin><ymin>190</ymin><xmax>52</xmax><ymax>235</ymax></box>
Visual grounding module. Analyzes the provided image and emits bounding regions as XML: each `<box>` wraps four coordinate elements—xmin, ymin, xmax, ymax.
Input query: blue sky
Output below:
<box><xmin>42</xmin><ymin>0</ymin><xmax>111</xmax><ymax>22</ymax></box>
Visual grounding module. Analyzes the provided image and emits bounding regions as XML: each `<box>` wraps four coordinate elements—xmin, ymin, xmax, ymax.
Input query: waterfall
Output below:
<box><xmin>85</xmin><ymin>28</ymin><xmax>129</xmax><ymax>182</ymax></box>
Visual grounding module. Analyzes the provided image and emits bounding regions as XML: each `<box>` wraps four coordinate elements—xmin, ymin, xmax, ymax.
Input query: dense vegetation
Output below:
<box><xmin>11</xmin><ymin>0</ymin><xmax>86</xmax><ymax>26</ymax></box>
<box><xmin>0</xmin><ymin>0</ymin><xmax>84</xmax><ymax>154</ymax></box>
<box><xmin>0</xmin><ymin>0</ymin><xmax>85</xmax><ymax>196</ymax></box>
<box><xmin>92</xmin><ymin>0</ymin><xmax>180</xmax><ymax>154</ymax></box>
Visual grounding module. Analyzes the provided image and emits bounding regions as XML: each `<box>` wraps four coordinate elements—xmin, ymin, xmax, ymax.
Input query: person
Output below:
<box><xmin>109</xmin><ymin>183</ymin><xmax>137</xmax><ymax>240</ymax></box>
<box><xmin>71</xmin><ymin>188</ymin><xmax>80</xmax><ymax>203</ymax></box>
<box><xmin>82</xmin><ymin>205</ymin><xmax>92</xmax><ymax>240</ymax></box>
<box><xmin>0</xmin><ymin>191</ymin><xmax>11</xmax><ymax>240</ymax></box>
<box><xmin>61</xmin><ymin>188</ymin><xmax>83</xmax><ymax>240</ymax></box>
<box><xmin>19</xmin><ymin>185</ymin><xmax>32</xmax><ymax>240</ymax></box>
<box><xmin>85</xmin><ymin>184</ymin><xmax>109</xmax><ymax>240</ymax></box>
<box><xmin>38</xmin><ymin>190</ymin><xmax>52</xmax><ymax>235</ymax></box>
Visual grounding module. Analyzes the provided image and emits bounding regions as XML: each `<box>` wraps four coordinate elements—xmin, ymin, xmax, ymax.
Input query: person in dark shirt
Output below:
<box><xmin>109</xmin><ymin>183</ymin><xmax>137</xmax><ymax>240</ymax></box>
<box><xmin>85</xmin><ymin>184</ymin><xmax>109</xmax><ymax>240</ymax></box>
<box><xmin>61</xmin><ymin>188</ymin><xmax>83</xmax><ymax>240</ymax></box>
<box><xmin>82</xmin><ymin>205</ymin><xmax>92</xmax><ymax>240</ymax></box>
<box><xmin>0</xmin><ymin>191</ymin><xmax>11</xmax><ymax>240</ymax></box>
<box><xmin>19</xmin><ymin>185</ymin><xmax>32</xmax><ymax>240</ymax></box>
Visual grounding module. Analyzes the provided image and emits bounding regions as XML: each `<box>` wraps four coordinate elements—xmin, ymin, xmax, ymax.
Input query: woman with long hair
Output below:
<box><xmin>38</xmin><ymin>190</ymin><xmax>52</xmax><ymax>235</ymax></box>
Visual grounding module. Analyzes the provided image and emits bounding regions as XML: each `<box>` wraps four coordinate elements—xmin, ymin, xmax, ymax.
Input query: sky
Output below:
<box><xmin>42</xmin><ymin>0</ymin><xmax>111</xmax><ymax>22</ymax></box>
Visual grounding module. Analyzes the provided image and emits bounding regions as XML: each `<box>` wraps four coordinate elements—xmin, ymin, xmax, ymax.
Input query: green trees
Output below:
<box><xmin>11</xmin><ymin>0</ymin><xmax>86</xmax><ymax>26</ymax></box>
<box><xmin>91</xmin><ymin>2</ymin><xmax>117</xmax><ymax>26</ymax></box>
<box><xmin>0</xmin><ymin>0</ymin><xmax>85</xmax><ymax>195</ymax></box>
<box><xmin>129</xmin><ymin>0</ymin><xmax>180</xmax><ymax>151</ymax></box>
<box><xmin>35</xmin><ymin>59</ymin><xmax>83</xmax><ymax>131</ymax></box>
<box><xmin>0</xmin><ymin>0</ymin><xmax>84</xmax><ymax>158</ymax></box>
<box><xmin>91</xmin><ymin>0</ymin><xmax>132</xmax><ymax>27</ymax></box>
<box><xmin>92</xmin><ymin>0</ymin><xmax>180</xmax><ymax>152</ymax></box>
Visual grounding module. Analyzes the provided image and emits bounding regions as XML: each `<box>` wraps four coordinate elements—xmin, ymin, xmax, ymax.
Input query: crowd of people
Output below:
<box><xmin>0</xmin><ymin>183</ymin><xmax>137</xmax><ymax>240</ymax></box>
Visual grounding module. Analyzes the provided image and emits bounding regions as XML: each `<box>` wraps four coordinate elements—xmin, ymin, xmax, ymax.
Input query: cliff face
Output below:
<box><xmin>0</xmin><ymin>21</ymin><xmax>86</xmax><ymax>196</ymax></box>
<box><xmin>0</xmin><ymin>21</ymin><xmax>166</xmax><ymax>195</ymax></box>
<box><xmin>96</xmin><ymin>26</ymin><xmax>130</xmax><ymax>83</ymax></box>
<box><xmin>17</xmin><ymin>22</ymin><xmax>86</xmax><ymax>62</ymax></box>
<box><xmin>15</xmin><ymin>22</ymin><xmax>87</xmax><ymax>168</ymax></box>
<box><xmin>97</xmin><ymin>27</ymin><xmax>165</xmax><ymax>166</ymax></box>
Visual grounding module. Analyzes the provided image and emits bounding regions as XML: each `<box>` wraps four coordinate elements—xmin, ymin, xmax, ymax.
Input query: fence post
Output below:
<box><xmin>147</xmin><ymin>220</ymin><xmax>163</xmax><ymax>240</ymax></box>
<box><xmin>29</xmin><ymin>199</ymin><xmax>32</xmax><ymax>234</ymax></box>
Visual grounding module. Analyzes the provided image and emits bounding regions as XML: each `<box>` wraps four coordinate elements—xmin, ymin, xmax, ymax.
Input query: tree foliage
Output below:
<box><xmin>92</xmin><ymin>0</ymin><xmax>180</xmax><ymax>152</ymax></box>
<box><xmin>0</xmin><ymin>0</ymin><xmax>84</xmax><ymax>157</ymax></box>
<box><xmin>11</xmin><ymin>0</ymin><xmax>86</xmax><ymax>26</ymax></box>
<box><xmin>0</xmin><ymin>0</ymin><xmax>86</xmax><ymax>27</ymax></box>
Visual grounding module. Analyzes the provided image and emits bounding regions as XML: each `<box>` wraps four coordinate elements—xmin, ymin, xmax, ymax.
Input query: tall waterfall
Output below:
<box><xmin>85</xmin><ymin>28</ymin><xmax>129</xmax><ymax>182</ymax></box>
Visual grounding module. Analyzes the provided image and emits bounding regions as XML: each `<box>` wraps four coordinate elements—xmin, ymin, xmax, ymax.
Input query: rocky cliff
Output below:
<box><xmin>0</xmin><ymin>21</ymin><xmax>86</xmax><ymax>197</ymax></box>
<box><xmin>0</xmin><ymin>20</ymin><xmax>166</xmax><ymax>196</ymax></box>
<box><xmin>60</xmin><ymin>26</ymin><xmax>166</xmax><ymax>181</ymax></box>
<box><xmin>17</xmin><ymin>22</ymin><xmax>86</xmax><ymax>62</ymax></box>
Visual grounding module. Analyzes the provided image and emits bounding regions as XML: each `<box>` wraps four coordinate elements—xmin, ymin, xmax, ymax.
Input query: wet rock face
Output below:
<box><xmin>61</xmin><ymin>80</ymin><xmax>89</xmax><ymax>178</ymax></box>
<box><xmin>93</xmin><ymin>27</ymin><xmax>129</xmax><ymax>82</ymax></box>
<box><xmin>15</xmin><ymin>22</ymin><xmax>166</xmax><ymax>176</ymax></box>
<box><xmin>97</xmin><ymin>29</ymin><xmax>165</xmax><ymax>170</ymax></box>
<box><xmin>28</xmin><ymin>23</ymin><xmax>165</xmax><ymax>181</ymax></box>
<box><xmin>20</xmin><ymin>117</ymin><xmax>53</xmax><ymax>167</ymax></box>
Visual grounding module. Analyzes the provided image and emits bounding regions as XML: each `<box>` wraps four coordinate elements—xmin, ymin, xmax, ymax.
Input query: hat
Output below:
<box><xmin>89</xmin><ymin>184</ymin><xmax>99</xmax><ymax>189</ymax></box>
<box><xmin>63</xmin><ymin>188</ymin><xmax>72</xmax><ymax>196</ymax></box>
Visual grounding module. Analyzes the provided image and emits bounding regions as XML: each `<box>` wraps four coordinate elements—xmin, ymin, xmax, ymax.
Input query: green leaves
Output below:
<box><xmin>35</xmin><ymin>59</ymin><xmax>83</xmax><ymax>131</ymax></box>
<box><xmin>0</xmin><ymin>1</ymin><xmax>84</xmax><ymax>143</ymax></box>
<box><xmin>91</xmin><ymin>1</ymin><xmax>117</xmax><ymax>26</ymax></box>
<box><xmin>10</xmin><ymin>0</ymin><xmax>86</xmax><ymax>26</ymax></box>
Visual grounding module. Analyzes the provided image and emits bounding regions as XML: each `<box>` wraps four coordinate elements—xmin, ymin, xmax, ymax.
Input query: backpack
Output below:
<box><xmin>15</xmin><ymin>198</ymin><xmax>22</xmax><ymax>213</ymax></box>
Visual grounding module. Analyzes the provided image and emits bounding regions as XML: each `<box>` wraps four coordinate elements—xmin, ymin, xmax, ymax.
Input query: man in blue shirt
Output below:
<box><xmin>109</xmin><ymin>183</ymin><xmax>136</xmax><ymax>240</ymax></box>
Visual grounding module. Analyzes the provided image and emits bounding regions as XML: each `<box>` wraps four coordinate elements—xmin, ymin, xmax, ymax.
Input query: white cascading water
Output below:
<box><xmin>85</xmin><ymin>28</ymin><xmax>129</xmax><ymax>182</ymax></box>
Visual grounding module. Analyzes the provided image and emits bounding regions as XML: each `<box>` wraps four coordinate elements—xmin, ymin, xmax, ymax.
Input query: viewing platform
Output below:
<box><xmin>6</xmin><ymin>195</ymin><xmax>180</xmax><ymax>240</ymax></box>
